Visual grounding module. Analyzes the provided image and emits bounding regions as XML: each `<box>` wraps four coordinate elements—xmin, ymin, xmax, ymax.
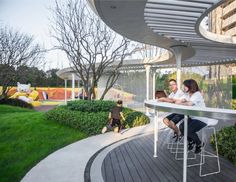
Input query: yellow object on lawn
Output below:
<box><xmin>28</xmin><ymin>90</ymin><xmax>39</xmax><ymax>101</ymax></box>
<box><xmin>9</xmin><ymin>92</ymin><xmax>27</xmax><ymax>99</ymax></box>
<box><xmin>31</xmin><ymin>101</ymin><xmax>41</xmax><ymax>107</ymax></box>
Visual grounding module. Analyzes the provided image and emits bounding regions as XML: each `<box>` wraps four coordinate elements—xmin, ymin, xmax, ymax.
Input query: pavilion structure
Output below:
<box><xmin>59</xmin><ymin>0</ymin><xmax>236</xmax><ymax>106</ymax></box>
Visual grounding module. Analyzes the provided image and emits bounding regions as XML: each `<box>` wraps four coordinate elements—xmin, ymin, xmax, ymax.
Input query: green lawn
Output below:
<box><xmin>0</xmin><ymin>105</ymin><xmax>87</xmax><ymax>182</ymax></box>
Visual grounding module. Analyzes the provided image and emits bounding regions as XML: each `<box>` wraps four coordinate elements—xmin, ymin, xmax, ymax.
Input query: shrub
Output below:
<box><xmin>67</xmin><ymin>100</ymin><xmax>116</xmax><ymax>112</ymax></box>
<box><xmin>211</xmin><ymin>124</ymin><xmax>236</xmax><ymax>166</ymax></box>
<box><xmin>123</xmin><ymin>107</ymin><xmax>133</xmax><ymax>116</ymax></box>
<box><xmin>0</xmin><ymin>98</ymin><xmax>33</xmax><ymax>109</ymax></box>
<box><xmin>232</xmin><ymin>100</ymin><xmax>236</xmax><ymax>110</ymax></box>
<box><xmin>124</xmin><ymin>111</ymin><xmax>150</xmax><ymax>128</ymax></box>
<box><xmin>45</xmin><ymin>106</ymin><xmax>108</xmax><ymax>135</ymax></box>
<box><xmin>45</xmin><ymin>101</ymin><xmax>150</xmax><ymax>136</ymax></box>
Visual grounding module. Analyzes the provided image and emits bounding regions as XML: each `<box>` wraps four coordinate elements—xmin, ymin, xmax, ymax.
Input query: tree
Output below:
<box><xmin>155</xmin><ymin>70</ymin><xmax>203</xmax><ymax>94</ymax></box>
<box><xmin>134</xmin><ymin>43</ymin><xmax>164</xmax><ymax>63</ymax></box>
<box><xmin>50</xmin><ymin>0</ymin><xmax>132</xmax><ymax>100</ymax></box>
<box><xmin>15</xmin><ymin>66</ymin><xmax>47</xmax><ymax>87</ymax></box>
<box><xmin>0</xmin><ymin>27</ymin><xmax>44</xmax><ymax>98</ymax></box>
<box><xmin>46</xmin><ymin>69</ymin><xmax>64</xmax><ymax>87</ymax></box>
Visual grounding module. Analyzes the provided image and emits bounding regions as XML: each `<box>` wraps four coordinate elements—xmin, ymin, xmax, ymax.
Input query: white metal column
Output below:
<box><xmin>154</xmin><ymin>109</ymin><xmax>158</xmax><ymax>157</ymax></box>
<box><xmin>78</xmin><ymin>80</ymin><xmax>80</xmax><ymax>98</ymax></box>
<box><xmin>176</xmin><ymin>58</ymin><xmax>181</xmax><ymax>90</ymax></box>
<box><xmin>64</xmin><ymin>79</ymin><xmax>67</xmax><ymax>104</ymax></box>
<box><xmin>183</xmin><ymin>115</ymin><xmax>188</xmax><ymax>182</ymax></box>
<box><xmin>145</xmin><ymin>65</ymin><xmax>151</xmax><ymax>115</ymax></box>
<box><xmin>152</xmin><ymin>70</ymin><xmax>156</xmax><ymax>100</ymax></box>
<box><xmin>171</xmin><ymin>46</ymin><xmax>183</xmax><ymax>89</ymax></box>
<box><xmin>172</xmin><ymin>45</ymin><xmax>187</xmax><ymax>182</ymax></box>
<box><xmin>71</xmin><ymin>73</ymin><xmax>75</xmax><ymax>100</ymax></box>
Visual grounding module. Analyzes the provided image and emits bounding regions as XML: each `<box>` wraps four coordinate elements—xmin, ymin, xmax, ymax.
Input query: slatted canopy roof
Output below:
<box><xmin>92</xmin><ymin>0</ymin><xmax>236</xmax><ymax>66</ymax></box>
<box><xmin>57</xmin><ymin>0</ymin><xmax>236</xmax><ymax>80</ymax></box>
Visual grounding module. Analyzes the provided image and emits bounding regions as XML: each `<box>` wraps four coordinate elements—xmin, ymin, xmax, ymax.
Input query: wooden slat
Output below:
<box><xmin>128</xmin><ymin>139</ymin><xmax>167</xmax><ymax>182</ymax></box>
<box><xmin>126</xmin><ymin>141</ymin><xmax>158</xmax><ymax>182</ymax></box>
<box><xmin>145</xmin><ymin>135</ymin><xmax>214</xmax><ymax>182</ymax></box>
<box><xmin>119</xmin><ymin>144</ymin><xmax>142</xmax><ymax>182</ymax></box>
<box><xmin>102</xmin><ymin>130</ymin><xmax>236</xmax><ymax>182</ymax></box>
<box><xmin>137</xmin><ymin>136</ymin><xmax>185</xmax><ymax>182</ymax></box>
<box><xmin>103</xmin><ymin>153</ymin><xmax>115</xmax><ymax>182</ymax></box>
<box><xmin>133</xmin><ymin>138</ymin><xmax>178</xmax><ymax>182</ymax></box>
<box><xmin>109</xmin><ymin>150</ymin><xmax>125</xmax><ymax>182</ymax></box>
<box><xmin>115</xmin><ymin>147</ymin><xmax>133</xmax><ymax>182</ymax></box>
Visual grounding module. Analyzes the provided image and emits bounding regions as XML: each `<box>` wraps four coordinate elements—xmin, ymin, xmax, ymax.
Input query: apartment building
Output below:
<box><xmin>210</xmin><ymin>0</ymin><xmax>236</xmax><ymax>36</ymax></box>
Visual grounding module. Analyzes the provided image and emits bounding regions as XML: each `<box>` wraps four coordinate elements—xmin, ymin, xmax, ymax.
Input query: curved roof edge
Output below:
<box><xmin>93</xmin><ymin>0</ymin><xmax>236</xmax><ymax>67</ymax></box>
<box><xmin>94</xmin><ymin>0</ymin><xmax>195</xmax><ymax>62</ymax></box>
<box><xmin>196</xmin><ymin>0</ymin><xmax>236</xmax><ymax>44</ymax></box>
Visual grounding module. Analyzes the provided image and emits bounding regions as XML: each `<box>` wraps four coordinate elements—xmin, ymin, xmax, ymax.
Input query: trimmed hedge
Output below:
<box><xmin>45</xmin><ymin>106</ymin><xmax>108</xmax><ymax>135</ymax></box>
<box><xmin>0</xmin><ymin>98</ymin><xmax>33</xmax><ymax>109</ymax></box>
<box><xmin>67</xmin><ymin>100</ymin><xmax>116</xmax><ymax>112</ymax></box>
<box><xmin>211</xmin><ymin>124</ymin><xmax>236</xmax><ymax>166</ymax></box>
<box><xmin>45</xmin><ymin>100</ymin><xmax>150</xmax><ymax>136</ymax></box>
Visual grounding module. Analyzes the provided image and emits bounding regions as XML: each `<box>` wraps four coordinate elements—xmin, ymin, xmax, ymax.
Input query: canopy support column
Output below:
<box><xmin>171</xmin><ymin>45</ymin><xmax>186</xmax><ymax>182</ymax></box>
<box><xmin>152</xmin><ymin>68</ymin><xmax>156</xmax><ymax>100</ymax></box>
<box><xmin>78</xmin><ymin>80</ymin><xmax>80</xmax><ymax>98</ymax></box>
<box><xmin>145</xmin><ymin>64</ymin><xmax>151</xmax><ymax>115</ymax></box>
<box><xmin>71</xmin><ymin>73</ymin><xmax>75</xmax><ymax>100</ymax></box>
<box><xmin>171</xmin><ymin>46</ymin><xmax>185</xmax><ymax>89</ymax></box>
<box><xmin>64</xmin><ymin>79</ymin><xmax>67</xmax><ymax>104</ymax></box>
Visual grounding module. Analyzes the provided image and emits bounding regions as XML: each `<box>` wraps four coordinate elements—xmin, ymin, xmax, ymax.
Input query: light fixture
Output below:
<box><xmin>110</xmin><ymin>5</ymin><xmax>116</xmax><ymax>9</ymax></box>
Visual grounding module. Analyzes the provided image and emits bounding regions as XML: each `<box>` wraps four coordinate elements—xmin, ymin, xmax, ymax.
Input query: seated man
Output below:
<box><xmin>158</xmin><ymin>79</ymin><xmax>185</xmax><ymax>141</ymax></box>
<box><xmin>102</xmin><ymin>100</ymin><xmax>125</xmax><ymax>133</ymax></box>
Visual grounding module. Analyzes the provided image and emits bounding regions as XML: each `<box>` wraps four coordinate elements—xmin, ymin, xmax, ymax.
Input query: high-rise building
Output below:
<box><xmin>209</xmin><ymin>1</ymin><xmax>236</xmax><ymax>104</ymax></box>
<box><xmin>210</xmin><ymin>0</ymin><xmax>236</xmax><ymax>36</ymax></box>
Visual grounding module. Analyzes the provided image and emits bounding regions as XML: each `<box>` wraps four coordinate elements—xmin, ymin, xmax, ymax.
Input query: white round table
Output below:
<box><xmin>145</xmin><ymin>100</ymin><xmax>236</xmax><ymax>182</ymax></box>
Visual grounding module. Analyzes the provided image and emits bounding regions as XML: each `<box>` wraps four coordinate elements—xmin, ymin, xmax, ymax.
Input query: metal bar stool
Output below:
<box><xmin>187</xmin><ymin>118</ymin><xmax>220</xmax><ymax>177</ymax></box>
<box><xmin>174</xmin><ymin>138</ymin><xmax>197</xmax><ymax>160</ymax></box>
<box><xmin>166</xmin><ymin>120</ymin><xmax>197</xmax><ymax>159</ymax></box>
<box><xmin>166</xmin><ymin>117</ymin><xmax>184</xmax><ymax>152</ymax></box>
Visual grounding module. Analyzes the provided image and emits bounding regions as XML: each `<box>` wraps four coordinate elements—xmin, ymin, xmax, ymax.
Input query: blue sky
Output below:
<box><xmin>0</xmin><ymin>0</ymin><xmax>68</xmax><ymax>70</ymax></box>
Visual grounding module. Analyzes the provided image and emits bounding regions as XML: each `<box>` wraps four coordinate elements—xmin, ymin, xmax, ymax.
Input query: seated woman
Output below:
<box><xmin>175</xmin><ymin>79</ymin><xmax>208</xmax><ymax>154</ymax></box>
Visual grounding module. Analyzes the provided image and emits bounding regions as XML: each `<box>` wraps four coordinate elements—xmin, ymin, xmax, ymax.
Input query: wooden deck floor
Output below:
<box><xmin>101</xmin><ymin>129</ymin><xmax>236</xmax><ymax>182</ymax></box>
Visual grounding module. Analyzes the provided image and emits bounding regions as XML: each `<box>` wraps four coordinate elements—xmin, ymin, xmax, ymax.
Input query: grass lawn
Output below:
<box><xmin>0</xmin><ymin>105</ymin><xmax>87</xmax><ymax>182</ymax></box>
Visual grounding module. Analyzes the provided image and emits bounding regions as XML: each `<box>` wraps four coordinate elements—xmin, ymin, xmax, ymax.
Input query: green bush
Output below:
<box><xmin>211</xmin><ymin>124</ymin><xmax>236</xmax><ymax>166</ymax></box>
<box><xmin>0</xmin><ymin>98</ymin><xmax>33</xmax><ymax>109</ymax></box>
<box><xmin>45</xmin><ymin>101</ymin><xmax>150</xmax><ymax>136</ymax></box>
<box><xmin>232</xmin><ymin>75</ymin><xmax>236</xmax><ymax>99</ymax></box>
<box><xmin>124</xmin><ymin>111</ymin><xmax>150</xmax><ymax>128</ymax></box>
<box><xmin>232</xmin><ymin>100</ymin><xmax>236</xmax><ymax>110</ymax></box>
<box><xmin>45</xmin><ymin>106</ymin><xmax>108</xmax><ymax>135</ymax></box>
<box><xmin>233</xmin><ymin>85</ymin><xmax>236</xmax><ymax>99</ymax></box>
<box><xmin>67</xmin><ymin>100</ymin><xmax>116</xmax><ymax>112</ymax></box>
<box><xmin>233</xmin><ymin>75</ymin><xmax>236</xmax><ymax>83</ymax></box>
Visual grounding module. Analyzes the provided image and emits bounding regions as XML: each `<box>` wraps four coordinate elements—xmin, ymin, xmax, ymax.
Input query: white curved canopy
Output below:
<box><xmin>93</xmin><ymin>0</ymin><xmax>236</xmax><ymax>66</ymax></box>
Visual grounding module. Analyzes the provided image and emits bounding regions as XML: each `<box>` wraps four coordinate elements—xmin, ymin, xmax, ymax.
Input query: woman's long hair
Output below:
<box><xmin>183</xmin><ymin>79</ymin><xmax>199</xmax><ymax>94</ymax></box>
